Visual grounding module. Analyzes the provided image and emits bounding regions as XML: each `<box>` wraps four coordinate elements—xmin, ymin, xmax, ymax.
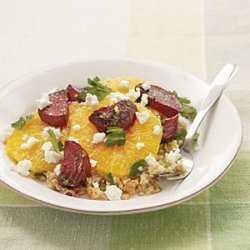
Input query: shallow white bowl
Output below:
<box><xmin>0</xmin><ymin>58</ymin><xmax>242</xmax><ymax>215</ymax></box>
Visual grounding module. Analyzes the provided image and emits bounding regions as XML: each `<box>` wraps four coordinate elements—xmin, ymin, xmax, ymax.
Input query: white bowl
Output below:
<box><xmin>0</xmin><ymin>58</ymin><xmax>242</xmax><ymax>215</ymax></box>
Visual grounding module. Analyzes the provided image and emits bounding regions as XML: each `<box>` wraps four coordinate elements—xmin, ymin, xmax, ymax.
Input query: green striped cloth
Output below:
<box><xmin>1</xmin><ymin>0</ymin><xmax>249</xmax><ymax>249</ymax></box>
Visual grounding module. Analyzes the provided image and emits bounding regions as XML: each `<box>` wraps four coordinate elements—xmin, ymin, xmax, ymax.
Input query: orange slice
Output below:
<box><xmin>5</xmin><ymin>114</ymin><xmax>61</xmax><ymax>174</ymax></box>
<box><xmin>68</xmin><ymin>99</ymin><xmax>162</xmax><ymax>177</ymax></box>
<box><xmin>103</xmin><ymin>77</ymin><xmax>144</xmax><ymax>93</ymax></box>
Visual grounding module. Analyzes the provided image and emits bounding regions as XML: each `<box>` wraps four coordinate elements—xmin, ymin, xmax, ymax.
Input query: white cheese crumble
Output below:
<box><xmin>22</xmin><ymin>134</ymin><xmax>29</xmax><ymax>141</ymax></box>
<box><xmin>0</xmin><ymin>127</ymin><xmax>14</xmax><ymax>143</ymax></box>
<box><xmin>42</xmin><ymin>127</ymin><xmax>61</xmax><ymax>138</ymax></box>
<box><xmin>72</xmin><ymin>124</ymin><xmax>81</xmax><ymax>131</ymax></box>
<box><xmin>92</xmin><ymin>132</ymin><xmax>106</xmax><ymax>144</ymax></box>
<box><xmin>126</xmin><ymin>88</ymin><xmax>141</xmax><ymax>101</ymax></box>
<box><xmin>145</xmin><ymin>153</ymin><xmax>158</xmax><ymax>167</ymax></box>
<box><xmin>135</xmin><ymin>111</ymin><xmax>150</xmax><ymax>124</ymax></box>
<box><xmin>153</xmin><ymin>125</ymin><xmax>161</xmax><ymax>135</ymax></box>
<box><xmin>36</xmin><ymin>93</ymin><xmax>52</xmax><ymax>110</ymax></box>
<box><xmin>138</xmin><ymin>166</ymin><xmax>144</xmax><ymax>171</ymax></box>
<box><xmin>141</xmin><ymin>93</ymin><xmax>149</xmax><ymax>106</ymax></box>
<box><xmin>105</xmin><ymin>185</ymin><xmax>122</xmax><ymax>201</ymax></box>
<box><xmin>16</xmin><ymin>159</ymin><xmax>32</xmax><ymax>176</ymax></box>
<box><xmin>109</xmin><ymin>92</ymin><xmax>129</xmax><ymax>102</ymax></box>
<box><xmin>42</xmin><ymin>142</ymin><xmax>62</xmax><ymax>164</ymax></box>
<box><xmin>68</xmin><ymin>137</ymin><xmax>79</xmax><ymax>143</ymax></box>
<box><xmin>166</xmin><ymin>148</ymin><xmax>182</xmax><ymax>164</ymax></box>
<box><xmin>85</xmin><ymin>93</ymin><xmax>99</xmax><ymax>109</ymax></box>
<box><xmin>136</xmin><ymin>142</ymin><xmax>145</xmax><ymax>150</ymax></box>
<box><xmin>21</xmin><ymin>137</ymin><xmax>39</xmax><ymax>150</ymax></box>
<box><xmin>90</xmin><ymin>159</ymin><xmax>98</xmax><ymax>168</ymax></box>
<box><xmin>141</xmin><ymin>81</ymin><xmax>151</xmax><ymax>91</ymax></box>
<box><xmin>54</xmin><ymin>164</ymin><xmax>61</xmax><ymax>176</ymax></box>
<box><xmin>93</xmin><ymin>182</ymin><xmax>99</xmax><ymax>189</ymax></box>
<box><xmin>119</xmin><ymin>80</ymin><xmax>130</xmax><ymax>88</ymax></box>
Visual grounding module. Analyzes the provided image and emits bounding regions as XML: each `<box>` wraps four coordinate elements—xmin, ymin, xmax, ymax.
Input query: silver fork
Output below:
<box><xmin>161</xmin><ymin>63</ymin><xmax>239</xmax><ymax>180</ymax></box>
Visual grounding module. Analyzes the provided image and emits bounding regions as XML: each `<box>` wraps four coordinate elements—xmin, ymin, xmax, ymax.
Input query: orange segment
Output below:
<box><xmin>5</xmin><ymin>114</ymin><xmax>57</xmax><ymax>173</ymax></box>
<box><xmin>103</xmin><ymin>77</ymin><xmax>144</xmax><ymax>93</ymax></box>
<box><xmin>69</xmin><ymin>100</ymin><xmax>162</xmax><ymax>177</ymax></box>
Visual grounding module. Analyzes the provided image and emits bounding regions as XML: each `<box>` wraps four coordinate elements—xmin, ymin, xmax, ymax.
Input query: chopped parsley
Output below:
<box><xmin>11</xmin><ymin>114</ymin><xmax>34</xmax><ymax>130</ymax></box>
<box><xmin>106</xmin><ymin>172</ymin><xmax>115</xmax><ymax>185</ymax></box>
<box><xmin>104</xmin><ymin>127</ymin><xmax>126</xmax><ymax>147</ymax></box>
<box><xmin>173</xmin><ymin>128</ymin><xmax>199</xmax><ymax>147</ymax></box>
<box><xmin>47</xmin><ymin>129</ymin><xmax>64</xmax><ymax>153</ymax></box>
<box><xmin>172</xmin><ymin>91</ymin><xmax>197</xmax><ymax>120</ymax></box>
<box><xmin>79</xmin><ymin>77</ymin><xmax>112</xmax><ymax>101</ymax></box>
<box><xmin>128</xmin><ymin>159</ymin><xmax>149</xmax><ymax>177</ymax></box>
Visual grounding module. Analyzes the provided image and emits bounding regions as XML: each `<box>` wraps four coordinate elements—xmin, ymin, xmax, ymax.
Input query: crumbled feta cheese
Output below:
<box><xmin>119</xmin><ymin>80</ymin><xmax>130</xmax><ymax>88</ymax></box>
<box><xmin>54</xmin><ymin>164</ymin><xmax>61</xmax><ymax>176</ymax></box>
<box><xmin>72</xmin><ymin>124</ymin><xmax>81</xmax><ymax>131</ymax></box>
<box><xmin>22</xmin><ymin>134</ymin><xmax>29</xmax><ymax>141</ymax></box>
<box><xmin>16</xmin><ymin>159</ymin><xmax>32</xmax><ymax>176</ymax></box>
<box><xmin>42</xmin><ymin>141</ymin><xmax>62</xmax><ymax>164</ymax></box>
<box><xmin>141</xmin><ymin>81</ymin><xmax>151</xmax><ymax>91</ymax></box>
<box><xmin>136</xmin><ymin>142</ymin><xmax>145</xmax><ymax>150</ymax></box>
<box><xmin>138</xmin><ymin>166</ymin><xmax>144</xmax><ymax>171</ymax></box>
<box><xmin>109</xmin><ymin>92</ymin><xmax>129</xmax><ymax>102</ymax></box>
<box><xmin>68</xmin><ymin>137</ymin><xmax>79</xmax><ymax>143</ymax></box>
<box><xmin>136</xmin><ymin>111</ymin><xmax>150</xmax><ymax>124</ymax></box>
<box><xmin>145</xmin><ymin>153</ymin><xmax>158</xmax><ymax>167</ymax></box>
<box><xmin>93</xmin><ymin>182</ymin><xmax>99</xmax><ymax>189</ymax></box>
<box><xmin>42</xmin><ymin>141</ymin><xmax>52</xmax><ymax>151</ymax></box>
<box><xmin>105</xmin><ymin>185</ymin><xmax>122</xmax><ymax>201</ymax></box>
<box><xmin>0</xmin><ymin>126</ymin><xmax>14</xmax><ymax>143</ymax></box>
<box><xmin>90</xmin><ymin>159</ymin><xmax>98</xmax><ymax>168</ymax></box>
<box><xmin>21</xmin><ymin>137</ymin><xmax>39</xmax><ymax>149</ymax></box>
<box><xmin>85</xmin><ymin>93</ymin><xmax>99</xmax><ymax>109</ymax></box>
<box><xmin>36</xmin><ymin>93</ymin><xmax>52</xmax><ymax>110</ymax></box>
<box><xmin>141</xmin><ymin>93</ymin><xmax>149</xmax><ymax>105</ymax></box>
<box><xmin>42</xmin><ymin>127</ymin><xmax>61</xmax><ymax>138</ymax></box>
<box><xmin>153</xmin><ymin>125</ymin><xmax>161</xmax><ymax>135</ymax></box>
<box><xmin>166</xmin><ymin>149</ymin><xmax>182</xmax><ymax>164</ymax></box>
<box><xmin>92</xmin><ymin>133</ymin><xmax>106</xmax><ymax>144</ymax></box>
<box><xmin>126</xmin><ymin>88</ymin><xmax>141</xmax><ymax>101</ymax></box>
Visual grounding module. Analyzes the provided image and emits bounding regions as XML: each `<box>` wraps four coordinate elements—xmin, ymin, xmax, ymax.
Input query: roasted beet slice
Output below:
<box><xmin>59</xmin><ymin>141</ymin><xmax>91</xmax><ymax>187</ymax></box>
<box><xmin>136</xmin><ymin>84</ymin><xmax>181</xmax><ymax>117</ymax></box>
<box><xmin>38</xmin><ymin>90</ymin><xmax>69</xmax><ymax>127</ymax></box>
<box><xmin>89</xmin><ymin>100</ymin><xmax>137</xmax><ymax>132</ymax></box>
<box><xmin>66</xmin><ymin>84</ymin><xmax>83</xmax><ymax>102</ymax></box>
<box><xmin>161</xmin><ymin>114</ymin><xmax>178</xmax><ymax>142</ymax></box>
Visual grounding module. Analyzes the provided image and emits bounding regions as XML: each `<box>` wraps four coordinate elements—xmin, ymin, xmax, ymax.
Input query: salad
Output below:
<box><xmin>0</xmin><ymin>77</ymin><xmax>198</xmax><ymax>201</ymax></box>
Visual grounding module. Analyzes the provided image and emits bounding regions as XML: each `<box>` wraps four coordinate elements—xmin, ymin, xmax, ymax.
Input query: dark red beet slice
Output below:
<box><xmin>89</xmin><ymin>100</ymin><xmax>137</xmax><ymax>132</ymax></box>
<box><xmin>136</xmin><ymin>84</ymin><xmax>181</xmax><ymax>118</ymax></box>
<box><xmin>66</xmin><ymin>84</ymin><xmax>83</xmax><ymax>102</ymax></box>
<box><xmin>38</xmin><ymin>90</ymin><xmax>69</xmax><ymax>127</ymax></box>
<box><xmin>59</xmin><ymin>141</ymin><xmax>91</xmax><ymax>187</ymax></box>
<box><xmin>161</xmin><ymin>114</ymin><xmax>178</xmax><ymax>142</ymax></box>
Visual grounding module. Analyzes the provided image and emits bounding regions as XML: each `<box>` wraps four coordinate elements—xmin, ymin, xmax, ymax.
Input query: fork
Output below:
<box><xmin>161</xmin><ymin>63</ymin><xmax>239</xmax><ymax>180</ymax></box>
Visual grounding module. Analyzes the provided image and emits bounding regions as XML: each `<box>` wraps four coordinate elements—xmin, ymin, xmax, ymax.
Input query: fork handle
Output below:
<box><xmin>183</xmin><ymin>63</ymin><xmax>239</xmax><ymax>149</ymax></box>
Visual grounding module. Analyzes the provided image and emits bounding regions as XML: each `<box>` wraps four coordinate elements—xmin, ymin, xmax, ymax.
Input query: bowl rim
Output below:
<box><xmin>0</xmin><ymin>57</ymin><xmax>243</xmax><ymax>215</ymax></box>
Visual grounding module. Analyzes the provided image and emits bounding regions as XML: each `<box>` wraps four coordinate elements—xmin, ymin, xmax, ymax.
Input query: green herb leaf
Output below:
<box><xmin>106</xmin><ymin>172</ymin><xmax>115</xmax><ymax>185</ymax></box>
<box><xmin>47</xmin><ymin>129</ymin><xmax>63</xmax><ymax>153</ymax></box>
<box><xmin>172</xmin><ymin>91</ymin><xmax>197</xmax><ymax>120</ymax></box>
<box><xmin>128</xmin><ymin>160</ymin><xmax>149</xmax><ymax>177</ymax></box>
<box><xmin>11</xmin><ymin>114</ymin><xmax>33</xmax><ymax>130</ymax></box>
<box><xmin>104</xmin><ymin>127</ymin><xmax>126</xmax><ymax>147</ymax></box>
<box><xmin>173</xmin><ymin>128</ymin><xmax>187</xmax><ymax>141</ymax></box>
<box><xmin>80</xmin><ymin>76</ymin><xmax>112</xmax><ymax>101</ymax></box>
<box><xmin>192</xmin><ymin>132</ymin><xmax>200</xmax><ymax>147</ymax></box>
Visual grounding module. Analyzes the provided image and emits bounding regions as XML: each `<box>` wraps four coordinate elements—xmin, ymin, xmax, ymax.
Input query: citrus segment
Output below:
<box><xmin>68</xmin><ymin>101</ymin><xmax>162</xmax><ymax>177</ymax></box>
<box><xmin>103</xmin><ymin>77</ymin><xmax>144</xmax><ymax>93</ymax></box>
<box><xmin>6</xmin><ymin>114</ymin><xmax>58</xmax><ymax>173</ymax></box>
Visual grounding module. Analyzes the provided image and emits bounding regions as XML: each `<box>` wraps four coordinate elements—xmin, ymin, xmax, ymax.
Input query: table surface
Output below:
<box><xmin>0</xmin><ymin>1</ymin><xmax>249</xmax><ymax>249</ymax></box>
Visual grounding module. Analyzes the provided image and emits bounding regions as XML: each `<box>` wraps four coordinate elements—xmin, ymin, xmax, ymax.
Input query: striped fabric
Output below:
<box><xmin>0</xmin><ymin>1</ymin><xmax>249</xmax><ymax>249</ymax></box>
